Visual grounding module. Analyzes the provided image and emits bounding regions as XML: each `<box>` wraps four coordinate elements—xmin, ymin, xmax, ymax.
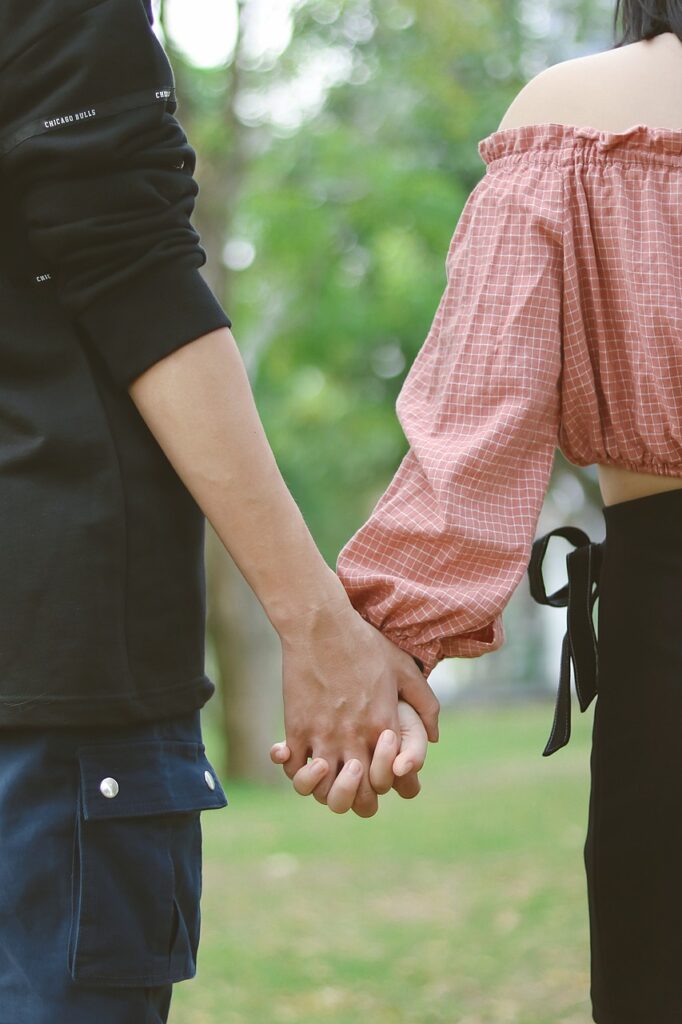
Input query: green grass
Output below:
<box><xmin>171</xmin><ymin>701</ymin><xmax>595</xmax><ymax>1024</ymax></box>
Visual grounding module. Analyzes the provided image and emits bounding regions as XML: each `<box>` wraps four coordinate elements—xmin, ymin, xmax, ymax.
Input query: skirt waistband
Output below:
<box><xmin>602</xmin><ymin>481</ymin><xmax>682</xmax><ymax>528</ymax></box>
<box><xmin>528</xmin><ymin>486</ymin><xmax>682</xmax><ymax>756</ymax></box>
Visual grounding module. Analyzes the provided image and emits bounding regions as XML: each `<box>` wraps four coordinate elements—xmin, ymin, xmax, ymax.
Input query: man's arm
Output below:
<box><xmin>0</xmin><ymin>0</ymin><xmax>230</xmax><ymax>384</ymax></box>
<box><xmin>128</xmin><ymin>326</ymin><xmax>440</xmax><ymax>818</ymax></box>
<box><xmin>128</xmin><ymin>325</ymin><xmax>348</xmax><ymax>635</ymax></box>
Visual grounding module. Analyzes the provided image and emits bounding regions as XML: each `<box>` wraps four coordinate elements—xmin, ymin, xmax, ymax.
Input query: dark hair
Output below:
<box><xmin>612</xmin><ymin>0</ymin><xmax>682</xmax><ymax>46</ymax></box>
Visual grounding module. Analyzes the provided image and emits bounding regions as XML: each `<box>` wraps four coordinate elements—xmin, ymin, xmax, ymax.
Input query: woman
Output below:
<box><xmin>275</xmin><ymin>3</ymin><xmax>682</xmax><ymax>1021</ymax></box>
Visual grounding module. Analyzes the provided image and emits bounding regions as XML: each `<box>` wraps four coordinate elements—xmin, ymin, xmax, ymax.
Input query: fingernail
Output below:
<box><xmin>379</xmin><ymin>730</ymin><xmax>393</xmax><ymax>744</ymax></box>
<box><xmin>348</xmin><ymin>759</ymin><xmax>363</xmax><ymax>775</ymax></box>
<box><xmin>312</xmin><ymin>758</ymin><xmax>326</xmax><ymax>771</ymax></box>
<box><xmin>397</xmin><ymin>760</ymin><xmax>414</xmax><ymax>776</ymax></box>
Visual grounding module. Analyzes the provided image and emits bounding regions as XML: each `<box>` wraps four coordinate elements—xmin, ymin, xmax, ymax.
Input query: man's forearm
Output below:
<box><xmin>128</xmin><ymin>326</ymin><xmax>349</xmax><ymax>637</ymax></box>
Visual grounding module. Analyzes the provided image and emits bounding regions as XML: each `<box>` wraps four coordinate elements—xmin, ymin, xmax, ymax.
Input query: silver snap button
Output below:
<box><xmin>204</xmin><ymin>769</ymin><xmax>216</xmax><ymax>791</ymax></box>
<box><xmin>99</xmin><ymin>777</ymin><xmax>119</xmax><ymax>799</ymax></box>
<box><xmin>174</xmin><ymin>159</ymin><xmax>185</xmax><ymax>169</ymax></box>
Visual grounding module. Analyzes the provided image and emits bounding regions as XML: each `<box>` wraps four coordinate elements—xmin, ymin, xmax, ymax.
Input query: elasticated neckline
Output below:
<box><xmin>478</xmin><ymin>121</ymin><xmax>682</xmax><ymax>165</ymax></box>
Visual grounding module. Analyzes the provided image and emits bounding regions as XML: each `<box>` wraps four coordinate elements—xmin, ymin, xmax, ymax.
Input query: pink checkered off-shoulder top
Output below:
<box><xmin>336</xmin><ymin>121</ymin><xmax>682</xmax><ymax>681</ymax></box>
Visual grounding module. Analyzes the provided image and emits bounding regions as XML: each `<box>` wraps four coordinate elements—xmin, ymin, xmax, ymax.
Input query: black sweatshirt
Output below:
<box><xmin>0</xmin><ymin>0</ymin><xmax>232</xmax><ymax>726</ymax></box>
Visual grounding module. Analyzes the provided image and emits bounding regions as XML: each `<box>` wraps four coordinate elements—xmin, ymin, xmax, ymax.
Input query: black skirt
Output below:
<box><xmin>529</xmin><ymin>486</ymin><xmax>682</xmax><ymax>1024</ymax></box>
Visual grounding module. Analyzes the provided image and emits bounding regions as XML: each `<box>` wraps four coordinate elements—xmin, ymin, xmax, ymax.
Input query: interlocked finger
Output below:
<box><xmin>326</xmin><ymin>757</ymin><xmax>366</xmax><ymax>814</ymax></box>
<box><xmin>369</xmin><ymin>729</ymin><xmax>400</xmax><ymax>795</ymax></box>
<box><xmin>292</xmin><ymin>756</ymin><xmax>330</xmax><ymax>796</ymax></box>
<box><xmin>392</xmin><ymin>770</ymin><xmax>421</xmax><ymax>799</ymax></box>
<box><xmin>351</xmin><ymin>755</ymin><xmax>379</xmax><ymax>817</ymax></box>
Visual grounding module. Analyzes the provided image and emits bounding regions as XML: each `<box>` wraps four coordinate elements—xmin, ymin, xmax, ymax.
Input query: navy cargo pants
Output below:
<box><xmin>0</xmin><ymin>708</ymin><xmax>227</xmax><ymax>1023</ymax></box>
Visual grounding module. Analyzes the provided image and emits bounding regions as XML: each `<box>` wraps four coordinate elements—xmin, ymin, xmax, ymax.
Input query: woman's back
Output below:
<box><xmin>498</xmin><ymin>30</ymin><xmax>682</xmax><ymax>506</ymax></box>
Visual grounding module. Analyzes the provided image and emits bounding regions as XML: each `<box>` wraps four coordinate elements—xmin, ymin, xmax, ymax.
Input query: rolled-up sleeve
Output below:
<box><xmin>335</xmin><ymin>157</ymin><xmax>564</xmax><ymax>676</ymax></box>
<box><xmin>0</xmin><ymin>0</ymin><xmax>231</xmax><ymax>388</ymax></box>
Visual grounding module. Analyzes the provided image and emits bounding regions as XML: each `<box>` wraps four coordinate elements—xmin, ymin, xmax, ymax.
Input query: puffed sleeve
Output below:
<box><xmin>335</xmin><ymin>156</ymin><xmax>564</xmax><ymax>676</ymax></box>
<box><xmin>0</xmin><ymin>0</ymin><xmax>231</xmax><ymax>388</ymax></box>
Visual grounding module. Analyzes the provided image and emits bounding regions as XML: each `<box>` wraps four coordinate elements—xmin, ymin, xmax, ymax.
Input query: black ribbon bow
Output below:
<box><xmin>527</xmin><ymin>526</ymin><xmax>604</xmax><ymax>756</ymax></box>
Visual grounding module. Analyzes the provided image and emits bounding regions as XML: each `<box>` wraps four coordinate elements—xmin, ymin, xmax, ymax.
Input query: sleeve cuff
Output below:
<box><xmin>74</xmin><ymin>262</ymin><xmax>232</xmax><ymax>388</ymax></box>
<box><xmin>363</xmin><ymin>614</ymin><xmax>506</xmax><ymax>678</ymax></box>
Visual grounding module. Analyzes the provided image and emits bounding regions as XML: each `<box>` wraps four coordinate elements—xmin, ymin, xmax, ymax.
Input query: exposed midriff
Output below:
<box><xmin>598</xmin><ymin>463</ymin><xmax>682</xmax><ymax>506</ymax></box>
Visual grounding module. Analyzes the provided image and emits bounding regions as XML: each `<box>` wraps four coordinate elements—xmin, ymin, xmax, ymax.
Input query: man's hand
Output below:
<box><xmin>274</xmin><ymin>591</ymin><xmax>439</xmax><ymax>818</ymax></box>
<box><xmin>279</xmin><ymin>594</ymin><xmax>439</xmax><ymax>818</ymax></box>
<box><xmin>270</xmin><ymin>698</ymin><xmax>431</xmax><ymax>814</ymax></box>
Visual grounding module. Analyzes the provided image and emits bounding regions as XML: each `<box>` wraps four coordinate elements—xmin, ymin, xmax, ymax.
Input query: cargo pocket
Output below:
<box><xmin>67</xmin><ymin>738</ymin><xmax>228</xmax><ymax>988</ymax></box>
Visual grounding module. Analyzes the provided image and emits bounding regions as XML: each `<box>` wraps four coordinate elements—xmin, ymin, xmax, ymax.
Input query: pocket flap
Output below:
<box><xmin>77</xmin><ymin>740</ymin><xmax>228</xmax><ymax>821</ymax></box>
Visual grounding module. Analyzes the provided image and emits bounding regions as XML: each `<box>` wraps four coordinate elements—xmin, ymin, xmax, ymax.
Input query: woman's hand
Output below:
<box><xmin>271</xmin><ymin>699</ymin><xmax>430</xmax><ymax>813</ymax></box>
<box><xmin>275</xmin><ymin>589</ymin><xmax>439</xmax><ymax>817</ymax></box>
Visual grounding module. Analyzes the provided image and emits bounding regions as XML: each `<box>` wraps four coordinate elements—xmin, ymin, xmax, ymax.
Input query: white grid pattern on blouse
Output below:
<box><xmin>336</xmin><ymin>123</ymin><xmax>682</xmax><ymax>675</ymax></box>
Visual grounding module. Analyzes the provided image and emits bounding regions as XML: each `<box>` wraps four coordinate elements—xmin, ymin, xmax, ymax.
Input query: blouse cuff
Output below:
<box><xmin>360</xmin><ymin>613</ymin><xmax>506</xmax><ymax>678</ymax></box>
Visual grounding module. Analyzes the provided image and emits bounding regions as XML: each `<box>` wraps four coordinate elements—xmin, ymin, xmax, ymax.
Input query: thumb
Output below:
<box><xmin>270</xmin><ymin>741</ymin><xmax>291</xmax><ymax>764</ymax></box>
<box><xmin>397</xmin><ymin>665</ymin><xmax>440</xmax><ymax>743</ymax></box>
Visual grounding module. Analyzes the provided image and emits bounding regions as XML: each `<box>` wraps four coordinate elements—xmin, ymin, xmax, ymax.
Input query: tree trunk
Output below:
<box><xmin>205</xmin><ymin>526</ymin><xmax>284</xmax><ymax>784</ymax></box>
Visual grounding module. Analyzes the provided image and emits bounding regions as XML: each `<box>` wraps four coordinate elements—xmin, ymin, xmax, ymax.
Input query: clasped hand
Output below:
<box><xmin>269</xmin><ymin>587</ymin><xmax>440</xmax><ymax>817</ymax></box>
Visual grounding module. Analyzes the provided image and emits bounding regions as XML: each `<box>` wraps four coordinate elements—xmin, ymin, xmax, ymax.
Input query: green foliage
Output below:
<box><xmin>163</xmin><ymin>0</ymin><xmax>613</xmax><ymax>693</ymax></box>
<box><xmin>218</xmin><ymin>0</ymin><xmax>527</xmax><ymax>561</ymax></box>
<box><xmin>176</xmin><ymin>0</ymin><xmax>611</xmax><ymax>564</ymax></box>
<box><xmin>171</xmin><ymin>702</ymin><xmax>595</xmax><ymax>1023</ymax></box>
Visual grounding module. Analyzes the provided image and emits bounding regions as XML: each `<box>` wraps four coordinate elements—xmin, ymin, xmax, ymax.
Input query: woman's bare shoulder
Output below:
<box><xmin>496</xmin><ymin>34</ymin><xmax>676</xmax><ymax>133</ymax></box>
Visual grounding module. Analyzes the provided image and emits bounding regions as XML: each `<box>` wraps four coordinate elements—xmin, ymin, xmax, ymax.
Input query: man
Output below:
<box><xmin>0</xmin><ymin>2</ymin><xmax>438</xmax><ymax>1019</ymax></box>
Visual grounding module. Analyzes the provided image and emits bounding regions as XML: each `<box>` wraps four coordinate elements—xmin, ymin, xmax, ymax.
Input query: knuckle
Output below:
<box><xmin>316</xmin><ymin>722</ymin><xmax>354</xmax><ymax>744</ymax></box>
<box><xmin>426</xmin><ymin>694</ymin><xmax>440</xmax><ymax>716</ymax></box>
<box><xmin>313</xmin><ymin>773</ymin><xmax>333</xmax><ymax>795</ymax></box>
<box><xmin>372</xmin><ymin>779</ymin><xmax>392</xmax><ymax>796</ymax></box>
<box><xmin>353</xmin><ymin>786</ymin><xmax>377</xmax><ymax>817</ymax></box>
<box><xmin>354</xmin><ymin>801</ymin><xmax>378</xmax><ymax>818</ymax></box>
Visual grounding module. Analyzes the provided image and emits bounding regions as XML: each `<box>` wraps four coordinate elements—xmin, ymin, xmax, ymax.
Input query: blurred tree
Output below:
<box><xmin>159</xmin><ymin>0</ymin><xmax>613</xmax><ymax>780</ymax></box>
<box><xmin>159</xmin><ymin>0</ymin><xmax>286</xmax><ymax>785</ymax></box>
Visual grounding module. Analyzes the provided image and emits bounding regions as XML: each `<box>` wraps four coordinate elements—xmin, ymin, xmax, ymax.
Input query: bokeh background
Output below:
<box><xmin>152</xmin><ymin>1</ymin><xmax>616</xmax><ymax>1020</ymax></box>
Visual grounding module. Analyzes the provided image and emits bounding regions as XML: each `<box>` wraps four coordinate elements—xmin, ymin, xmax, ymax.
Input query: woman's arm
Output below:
<box><xmin>335</xmin><ymin>153</ymin><xmax>564</xmax><ymax>678</ymax></box>
<box><xmin>128</xmin><ymin>325</ymin><xmax>441</xmax><ymax>817</ymax></box>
